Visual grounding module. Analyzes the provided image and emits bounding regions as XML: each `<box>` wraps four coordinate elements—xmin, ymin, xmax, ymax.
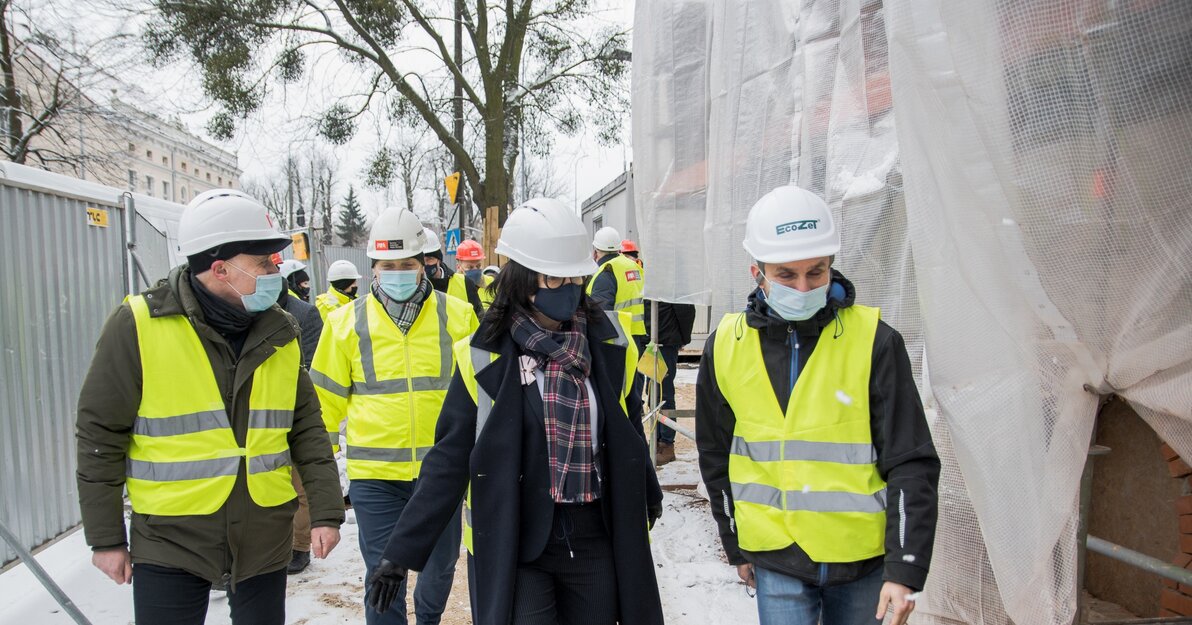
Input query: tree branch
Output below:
<box><xmin>396</xmin><ymin>0</ymin><xmax>485</xmax><ymax>110</ymax></box>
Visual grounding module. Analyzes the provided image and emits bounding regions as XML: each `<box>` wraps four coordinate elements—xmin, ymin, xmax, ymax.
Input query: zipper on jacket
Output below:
<box><xmin>784</xmin><ymin>326</ymin><xmax>798</xmax><ymax>512</ymax></box>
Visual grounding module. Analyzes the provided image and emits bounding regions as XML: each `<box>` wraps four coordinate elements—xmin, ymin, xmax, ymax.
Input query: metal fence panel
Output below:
<box><xmin>134</xmin><ymin>213</ymin><xmax>173</xmax><ymax>288</ymax></box>
<box><xmin>317</xmin><ymin>245</ymin><xmax>370</xmax><ymax>290</ymax></box>
<box><xmin>0</xmin><ymin>183</ymin><xmax>127</xmax><ymax>565</ymax></box>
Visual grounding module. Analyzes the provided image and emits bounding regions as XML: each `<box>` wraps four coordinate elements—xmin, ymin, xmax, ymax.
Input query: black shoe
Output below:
<box><xmin>287</xmin><ymin>550</ymin><xmax>311</xmax><ymax>575</ymax></box>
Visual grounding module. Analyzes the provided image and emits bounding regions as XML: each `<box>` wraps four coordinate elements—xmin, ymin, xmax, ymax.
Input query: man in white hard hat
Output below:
<box><xmin>586</xmin><ymin>226</ymin><xmax>646</xmax><ymax>343</ymax></box>
<box><xmin>76</xmin><ymin>189</ymin><xmax>344</xmax><ymax>623</ymax></box>
<box><xmin>310</xmin><ymin>208</ymin><xmax>479</xmax><ymax>625</ymax></box>
<box><xmin>278</xmin><ymin>258</ymin><xmax>313</xmax><ymax>302</ymax></box>
<box><xmin>422</xmin><ymin>227</ymin><xmax>485</xmax><ymax>317</ymax></box>
<box><xmin>316</xmin><ymin>259</ymin><xmax>364</xmax><ymax>322</ymax></box>
<box><xmin>695</xmin><ymin>186</ymin><xmax>939</xmax><ymax>625</ymax></box>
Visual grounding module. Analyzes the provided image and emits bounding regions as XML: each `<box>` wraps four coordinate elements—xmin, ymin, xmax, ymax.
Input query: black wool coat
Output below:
<box><xmin>381</xmin><ymin>311</ymin><xmax>665</xmax><ymax>625</ymax></box>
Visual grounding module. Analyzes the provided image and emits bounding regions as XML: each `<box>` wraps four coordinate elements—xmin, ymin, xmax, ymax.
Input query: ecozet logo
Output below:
<box><xmin>775</xmin><ymin>219</ymin><xmax>819</xmax><ymax>235</ymax></box>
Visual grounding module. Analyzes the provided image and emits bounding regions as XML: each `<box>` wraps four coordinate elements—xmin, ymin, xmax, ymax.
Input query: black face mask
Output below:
<box><xmin>343</xmin><ymin>286</ymin><xmax>358</xmax><ymax>300</ymax></box>
<box><xmin>294</xmin><ymin>285</ymin><xmax>311</xmax><ymax>302</ymax></box>
<box><xmin>533</xmin><ymin>284</ymin><xmax>583</xmax><ymax>322</ymax></box>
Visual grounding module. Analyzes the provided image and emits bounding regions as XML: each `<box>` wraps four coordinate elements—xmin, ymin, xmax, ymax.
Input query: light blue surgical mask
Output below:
<box><xmin>227</xmin><ymin>262</ymin><xmax>285</xmax><ymax>313</ymax></box>
<box><xmin>764</xmin><ymin>276</ymin><xmax>830</xmax><ymax>321</ymax></box>
<box><xmin>378</xmin><ymin>269</ymin><xmax>421</xmax><ymax>301</ymax></box>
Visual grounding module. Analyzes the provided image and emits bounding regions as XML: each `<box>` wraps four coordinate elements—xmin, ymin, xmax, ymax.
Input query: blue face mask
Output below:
<box><xmin>764</xmin><ymin>276</ymin><xmax>830</xmax><ymax>321</ymax></box>
<box><xmin>378</xmin><ymin>269</ymin><xmax>421</xmax><ymax>301</ymax></box>
<box><xmin>227</xmin><ymin>262</ymin><xmax>285</xmax><ymax>313</ymax></box>
<box><xmin>464</xmin><ymin>269</ymin><xmax>484</xmax><ymax>284</ymax></box>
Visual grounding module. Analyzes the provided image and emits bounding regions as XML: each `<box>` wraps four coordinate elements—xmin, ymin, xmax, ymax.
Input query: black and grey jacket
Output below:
<box><xmin>695</xmin><ymin>270</ymin><xmax>940</xmax><ymax>590</ymax></box>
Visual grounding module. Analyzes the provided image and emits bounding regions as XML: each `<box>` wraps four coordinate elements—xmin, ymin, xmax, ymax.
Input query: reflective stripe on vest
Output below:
<box><xmin>586</xmin><ymin>256</ymin><xmax>646</xmax><ymax>335</ymax></box>
<box><xmin>334</xmin><ymin>291</ymin><xmax>461</xmax><ymax>481</ymax></box>
<box><xmin>461</xmin><ymin>309</ymin><xmax>633</xmax><ymax>554</ymax></box>
<box><xmin>714</xmin><ymin>305</ymin><xmax>886</xmax><ymax>563</ymax></box>
<box><xmin>125</xmin><ymin>295</ymin><xmax>299</xmax><ymax>516</ymax></box>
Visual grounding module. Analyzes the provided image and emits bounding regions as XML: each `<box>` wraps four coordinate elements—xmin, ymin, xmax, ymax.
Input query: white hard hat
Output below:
<box><xmin>367</xmin><ymin>208</ymin><xmax>426</xmax><ymax>260</ymax></box>
<box><xmin>592</xmin><ymin>226</ymin><xmax>621</xmax><ymax>252</ymax></box>
<box><xmin>483</xmin><ymin>265</ymin><xmax>499</xmax><ymax>275</ymax></box>
<box><xmin>327</xmin><ymin>260</ymin><xmax>362</xmax><ymax>281</ymax></box>
<box><xmin>422</xmin><ymin>228</ymin><xmax>442</xmax><ymax>254</ymax></box>
<box><xmin>277</xmin><ymin>259</ymin><xmax>307</xmax><ymax>278</ymax></box>
<box><xmin>178</xmin><ymin>189</ymin><xmax>290</xmax><ymax>256</ymax></box>
<box><xmin>497</xmin><ymin>198</ymin><xmax>599</xmax><ymax>278</ymax></box>
<box><xmin>742</xmin><ymin>186</ymin><xmax>840</xmax><ymax>263</ymax></box>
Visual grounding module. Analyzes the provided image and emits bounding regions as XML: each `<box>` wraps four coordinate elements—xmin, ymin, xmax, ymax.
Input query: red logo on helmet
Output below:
<box><xmin>375</xmin><ymin>240</ymin><xmax>388</xmax><ymax>250</ymax></box>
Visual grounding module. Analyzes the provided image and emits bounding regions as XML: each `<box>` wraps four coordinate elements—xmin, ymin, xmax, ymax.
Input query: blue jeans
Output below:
<box><xmin>657</xmin><ymin>345</ymin><xmax>680</xmax><ymax>445</ymax></box>
<box><xmin>755</xmin><ymin>565</ymin><xmax>884</xmax><ymax>625</ymax></box>
<box><xmin>350</xmin><ymin>479</ymin><xmax>462</xmax><ymax>625</ymax></box>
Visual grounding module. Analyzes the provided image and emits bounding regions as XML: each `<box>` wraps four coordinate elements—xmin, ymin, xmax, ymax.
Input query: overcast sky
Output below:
<box><xmin>54</xmin><ymin>0</ymin><xmax>635</xmax><ymax>220</ymax></box>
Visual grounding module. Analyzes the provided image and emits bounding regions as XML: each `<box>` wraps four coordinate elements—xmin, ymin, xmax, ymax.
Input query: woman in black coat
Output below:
<box><xmin>366</xmin><ymin>198</ymin><xmax>665</xmax><ymax>625</ymax></box>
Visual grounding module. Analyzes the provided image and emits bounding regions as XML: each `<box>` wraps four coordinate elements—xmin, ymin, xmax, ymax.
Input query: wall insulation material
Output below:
<box><xmin>631</xmin><ymin>0</ymin><xmax>712</xmax><ymax>306</ymax></box>
<box><xmin>633</xmin><ymin>1</ymin><xmax>1192</xmax><ymax>625</ymax></box>
<box><xmin>886</xmin><ymin>2</ymin><xmax>1192</xmax><ymax>624</ymax></box>
<box><xmin>0</xmin><ymin>184</ymin><xmax>127</xmax><ymax>565</ymax></box>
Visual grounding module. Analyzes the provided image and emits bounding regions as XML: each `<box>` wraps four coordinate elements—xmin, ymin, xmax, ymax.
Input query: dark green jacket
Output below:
<box><xmin>76</xmin><ymin>265</ymin><xmax>344</xmax><ymax>586</ymax></box>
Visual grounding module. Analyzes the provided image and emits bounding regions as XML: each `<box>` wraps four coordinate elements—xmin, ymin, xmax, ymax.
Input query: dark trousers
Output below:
<box><xmin>351</xmin><ymin>479</ymin><xmax>461</xmax><ymax>625</ymax></box>
<box><xmin>657</xmin><ymin>345</ymin><xmax>680</xmax><ymax>445</ymax></box>
<box><xmin>132</xmin><ymin>563</ymin><xmax>285</xmax><ymax>625</ymax></box>
<box><xmin>511</xmin><ymin>502</ymin><xmax>618</xmax><ymax>625</ymax></box>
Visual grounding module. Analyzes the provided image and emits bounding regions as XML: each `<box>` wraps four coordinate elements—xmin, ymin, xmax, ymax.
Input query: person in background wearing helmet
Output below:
<box><xmin>76</xmin><ymin>189</ymin><xmax>344</xmax><ymax>624</ymax></box>
<box><xmin>456</xmin><ymin>239</ymin><xmax>495</xmax><ymax>311</ymax></box>
<box><xmin>364</xmin><ymin>197</ymin><xmax>663</xmax><ymax>625</ymax></box>
<box><xmin>695</xmin><ymin>186</ymin><xmax>939</xmax><ymax>625</ymax></box>
<box><xmin>271</xmin><ymin>258</ymin><xmax>325</xmax><ymax>575</ymax></box>
<box><xmin>586</xmin><ymin>227</ymin><xmax>648</xmax><ymax>407</ymax></box>
<box><xmin>620</xmin><ymin>239</ymin><xmax>642</xmax><ymax>267</ymax></box>
<box><xmin>311</xmin><ymin>209</ymin><xmax>479</xmax><ymax>625</ymax></box>
<box><xmin>316</xmin><ymin>259</ymin><xmax>364</xmax><ymax>322</ymax></box>
<box><xmin>422</xmin><ymin>227</ymin><xmax>485</xmax><ymax>317</ymax></box>
<box><xmin>279</xmin><ymin>259</ymin><xmax>313</xmax><ymax>302</ymax></box>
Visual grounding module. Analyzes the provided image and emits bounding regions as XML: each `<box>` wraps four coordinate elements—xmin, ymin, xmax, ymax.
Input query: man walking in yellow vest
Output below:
<box><xmin>310</xmin><ymin>208</ymin><xmax>478</xmax><ymax>625</ymax></box>
<box><xmin>76</xmin><ymin>189</ymin><xmax>344</xmax><ymax>624</ymax></box>
<box><xmin>315</xmin><ymin>259</ymin><xmax>364</xmax><ymax>322</ymax></box>
<box><xmin>696</xmin><ymin>186</ymin><xmax>939</xmax><ymax>625</ymax></box>
<box><xmin>422</xmin><ymin>227</ymin><xmax>485</xmax><ymax>317</ymax></box>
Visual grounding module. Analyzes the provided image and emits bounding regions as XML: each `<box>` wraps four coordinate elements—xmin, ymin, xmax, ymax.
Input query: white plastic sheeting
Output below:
<box><xmin>633</xmin><ymin>2</ymin><xmax>1192</xmax><ymax>624</ymax></box>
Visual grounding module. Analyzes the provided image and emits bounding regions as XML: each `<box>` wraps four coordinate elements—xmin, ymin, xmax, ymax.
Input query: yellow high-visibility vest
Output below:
<box><xmin>315</xmin><ymin>287</ymin><xmax>352</xmax><ymax>322</ymax></box>
<box><xmin>713</xmin><ymin>305</ymin><xmax>886</xmax><ymax>563</ymax></box>
<box><xmin>457</xmin><ymin>310</ymin><xmax>638</xmax><ymax>553</ymax></box>
<box><xmin>311</xmin><ymin>290</ymin><xmax>478</xmax><ymax>480</ymax></box>
<box><xmin>586</xmin><ymin>255</ymin><xmax>646</xmax><ymax>336</ymax></box>
<box><xmin>446</xmin><ymin>272</ymin><xmax>471</xmax><ymax>306</ymax></box>
<box><xmin>477</xmin><ymin>275</ymin><xmax>496</xmax><ymax>310</ymax></box>
<box><xmin>125</xmin><ymin>295</ymin><xmax>298</xmax><ymax>516</ymax></box>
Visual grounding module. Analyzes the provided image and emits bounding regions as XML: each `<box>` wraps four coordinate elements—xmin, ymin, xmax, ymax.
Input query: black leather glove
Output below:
<box><xmin>365</xmin><ymin>558</ymin><xmax>408</xmax><ymax>614</ymax></box>
<box><xmin>648</xmin><ymin>502</ymin><xmax>664</xmax><ymax>530</ymax></box>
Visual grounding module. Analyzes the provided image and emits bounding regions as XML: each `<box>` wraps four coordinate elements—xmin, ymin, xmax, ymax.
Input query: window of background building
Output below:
<box><xmin>206</xmin><ymin>173</ymin><xmax>211</xmax><ymax>181</ymax></box>
<box><xmin>218</xmin><ymin>176</ymin><xmax>223</xmax><ymax>185</ymax></box>
<box><xmin>162</xmin><ymin>181</ymin><xmax>169</xmax><ymax>198</ymax></box>
<box><xmin>146</xmin><ymin>150</ymin><xmax>152</xmax><ymax>159</ymax></box>
<box><xmin>128</xmin><ymin>170</ymin><xmax>136</xmax><ymax>191</ymax></box>
<box><xmin>146</xmin><ymin>176</ymin><xmax>155</xmax><ymax>197</ymax></box>
<box><xmin>127</xmin><ymin>143</ymin><xmax>135</xmax><ymax>153</ymax></box>
<box><xmin>181</xmin><ymin>162</ymin><xmax>187</xmax><ymax>173</ymax></box>
<box><xmin>162</xmin><ymin>156</ymin><xmax>168</xmax><ymax>165</ymax></box>
<box><xmin>181</xmin><ymin>187</ymin><xmax>188</xmax><ymax>201</ymax></box>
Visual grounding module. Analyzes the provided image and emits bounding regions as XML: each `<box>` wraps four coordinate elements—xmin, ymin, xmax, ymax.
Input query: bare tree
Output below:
<box><xmin>1</xmin><ymin>0</ymin><xmax>131</xmax><ymax>180</ymax></box>
<box><xmin>143</xmin><ymin>0</ymin><xmax>631</xmax><ymax>225</ymax></box>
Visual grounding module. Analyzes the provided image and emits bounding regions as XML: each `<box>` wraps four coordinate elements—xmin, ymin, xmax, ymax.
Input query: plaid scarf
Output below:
<box><xmin>371</xmin><ymin>276</ymin><xmax>432</xmax><ymax>334</ymax></box>
<box><xmin>510</xmin><ymin>311</ymin><xmax>599</xmax><ymax>503</ymax></box>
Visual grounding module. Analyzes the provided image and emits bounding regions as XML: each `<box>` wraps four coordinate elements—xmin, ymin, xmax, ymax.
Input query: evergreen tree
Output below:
<box><xmin>336</xmin><ymin>186</ymin><xmax>367</xmax><ymax>247</ymax></box>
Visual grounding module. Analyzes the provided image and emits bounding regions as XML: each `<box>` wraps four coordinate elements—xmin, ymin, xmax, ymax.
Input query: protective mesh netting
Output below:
<box><xmin>632</xmin><ymin>2</ymin><xmax>1192</xmax><ymax>624</ymax></box>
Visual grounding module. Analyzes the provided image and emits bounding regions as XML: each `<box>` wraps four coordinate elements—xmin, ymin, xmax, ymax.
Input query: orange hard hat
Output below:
<box><xmin>270</xmin><ymin>252</ymin><xmax>284</xmax><ymax>266</ymax></box>
<box><xmin>620</xmin><ymin>239</ymin><xmax>639</xmax><ymax>253</ymax></box>
<box><xmin>457</xmin><ymin>239</ymin><xmax>485</xmax><ymax>261</ymax></box>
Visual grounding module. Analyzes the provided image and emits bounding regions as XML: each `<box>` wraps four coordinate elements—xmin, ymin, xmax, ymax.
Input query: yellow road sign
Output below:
<box><xmin>86</xmin><ymin>207</ymin><xmax>110</xmax><ymax>228</ymax></box>
<box><xmin>291</xmin><ymin>233</ymin><xmax>310</xmax><ymax>260</ymax></box>
<box><xmin>445</xmin><ymin>172</ymin><xmax>461</xmax><ymax>204</ymax></box>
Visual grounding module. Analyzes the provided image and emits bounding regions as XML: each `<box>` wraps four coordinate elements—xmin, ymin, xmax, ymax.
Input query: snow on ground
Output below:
<box><xmin>0</xmin><ymin>375</ymin><xmax>757</xmax><ymax>625</ymax></box>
